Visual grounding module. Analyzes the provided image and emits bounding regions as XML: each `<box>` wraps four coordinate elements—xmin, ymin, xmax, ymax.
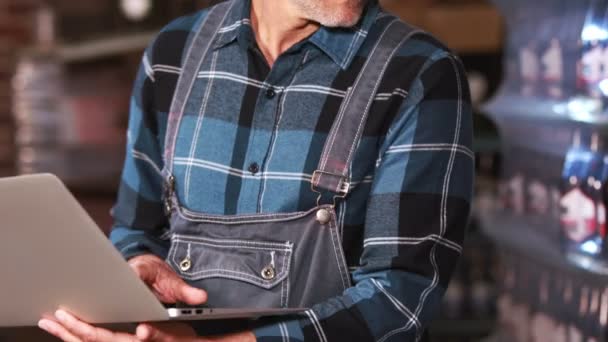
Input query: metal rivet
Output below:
<box><xmin>179</xmin><ymin>258</ymin><xmax>192</xmax><ymax>272</ymax></box>
<box><xmin>261</xmin><ymin>266</ymin><xmax>276</xmax><ymax>280</ymax></box>
<box><xmin>316</xmin><ymin>209</ymin><xmax>331</xmax><ymax>224</ymax></box>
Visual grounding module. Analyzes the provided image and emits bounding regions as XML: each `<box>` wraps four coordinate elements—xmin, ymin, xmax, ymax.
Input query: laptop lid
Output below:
<box><xmin>0</xmin><ymin>174</ymin><xmax>308</xmax><ymax>327</ymax></box>
<box><xmin>0</xmin><ymin>174</ymin><xmax>169</xmax><ymax>327</ymax></box>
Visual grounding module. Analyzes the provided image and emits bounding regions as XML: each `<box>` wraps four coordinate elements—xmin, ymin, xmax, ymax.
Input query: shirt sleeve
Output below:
<box><xmin>109</xmin><ymin>44</ymin><xmax>171</xmax><ymax>260</ymax></box>
<box><xmin>253</xmin><ymin>52</ymin><xmax>474</xmax><ymax>341</ymax></box>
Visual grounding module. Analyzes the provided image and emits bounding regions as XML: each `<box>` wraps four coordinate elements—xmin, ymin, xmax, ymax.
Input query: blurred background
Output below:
<box><xmin>4</xmin><ymin>0</ymin><xmax>603</xmax><ymax>341</ymax></box>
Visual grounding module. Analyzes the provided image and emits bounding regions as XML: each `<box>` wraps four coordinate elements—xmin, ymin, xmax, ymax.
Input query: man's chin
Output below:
<box><xmin>320</xmin><ymin>11</ymin><xmax>365</xmax><ymax>28</ymax></box>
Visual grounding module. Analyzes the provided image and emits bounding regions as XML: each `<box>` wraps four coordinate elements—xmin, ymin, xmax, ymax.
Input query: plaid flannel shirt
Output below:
<box><xmin>109</xmin><ymin>0</ymin><xmax>474</xmax><ymax>340</ymax></box>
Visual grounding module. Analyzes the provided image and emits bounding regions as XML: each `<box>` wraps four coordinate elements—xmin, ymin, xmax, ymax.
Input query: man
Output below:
<box><xmin>38</xmin><ymin>0</ymin><xmax>473</xmax><ymax>341</ymax></box>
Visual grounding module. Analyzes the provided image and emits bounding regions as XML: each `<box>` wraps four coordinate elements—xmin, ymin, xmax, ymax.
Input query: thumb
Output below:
<box><xmin>161</xmin><ymin>272</ymin><xmax>208</xmax><ymax>305</ymax></box>
<box><xmin>175</xmin><ymin>282</ymin><xmax>208</xmax><ymax>305</ymax></box>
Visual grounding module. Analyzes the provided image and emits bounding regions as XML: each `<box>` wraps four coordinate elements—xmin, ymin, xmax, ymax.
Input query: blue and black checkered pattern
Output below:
<box><xmin>110</xmin><ymin>0</ymin><xmax>474</xmax><ymax>340</ymax></box>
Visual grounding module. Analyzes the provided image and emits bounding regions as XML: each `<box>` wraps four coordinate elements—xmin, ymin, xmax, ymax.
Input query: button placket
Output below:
<box><xmin>248</xmin><ymin>51</ymin><xmax>307</xmax><ymax>211</ymax></box>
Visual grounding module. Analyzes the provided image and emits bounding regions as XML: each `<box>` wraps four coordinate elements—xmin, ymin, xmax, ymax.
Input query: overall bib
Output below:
<box><xmin>161</xmin><ymin>0</ymin><xmax>418</xmax><ymax>311</ymax></box>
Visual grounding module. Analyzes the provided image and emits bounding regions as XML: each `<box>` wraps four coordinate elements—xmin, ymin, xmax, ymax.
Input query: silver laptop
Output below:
<box><xmin>0</xmin><ymin>174</ymin><xmax>305</xmax><ymax>327</ymax></box>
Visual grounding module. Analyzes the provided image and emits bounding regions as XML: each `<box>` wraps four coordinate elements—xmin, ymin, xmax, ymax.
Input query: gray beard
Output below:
<box><xmin>289</xmin><ymin>0</ymin><xmax>367</xmax><ymax>28</ymax></box>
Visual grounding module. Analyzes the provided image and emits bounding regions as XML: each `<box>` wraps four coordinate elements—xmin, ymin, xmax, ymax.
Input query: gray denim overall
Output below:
<box><xmin>161</xmin><ymin>1</ymin><xmax>419</xmax><ymax>310</ymax></box>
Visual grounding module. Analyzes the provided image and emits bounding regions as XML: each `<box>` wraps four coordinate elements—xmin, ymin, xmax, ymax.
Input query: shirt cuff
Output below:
<box><xmin>253</xmin><ymin>319</ymin><xmax>305</xmax><ymax>342</ymax></box>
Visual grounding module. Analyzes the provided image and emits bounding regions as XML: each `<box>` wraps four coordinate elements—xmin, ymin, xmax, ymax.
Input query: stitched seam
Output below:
<box><xmin>318</xmin><ymin>87</ymin><xmax>352</xmax><ymax>171</ymax></box>
<box><xmin>281</xmin><ymin>250</ymin><xmax>289</xmax><ymax>307</ymax></box>
<box><xmin>184</xmin><ymin>49</ymin><xmax>219</xmax><ymax>203</ymax></box>
<box><xmin>377</xmin><ymin>247</ymin><xmax>440</xmax><ymax>342</ymax></box>
<box><xmin>279</xmin><ymin>322</ymin><xmax>289</xmax><ymax>342</ymax></box>
<box><xmin>171</xmin><ymin>250</ymin><xmax>292</xmax><ymax>288</ymax></box>
<box><xmin>317</xmin><ymin>19</ymin><xmax>398</xmax><ymax>176</ymax></box>
<box><xmin>371</xmin><ymin>279</ymin><xmax>421</xmax><ymax>328</ymax></box>
<box><xmin>342</xmin><ymin>29</ymin><xmax>368</xmax><ymax>69</ymax></box>
<box><xmin>344</xmin><ymin>26</ymin><xmax>423</xmax><ymax>177</ymax></box>
<box><xmin>164</xmin><ymin>1</ymin><xmax>234</xmax><ymax>174</ymax></box>
<box><xmin>364</xmin><ymin>241</ymin><xmax>461</xmax><ymax>254</ymax></box>
<box><xmin>306</xmin><ymin>310</ymin><xmax>327</xmax><ymax>342</ymax></box>
<box><xmin>382</xmin><ymin>54</ymin><xmax>465</xmax><ymax>342</ymax></box>
<box><xmin>142</xmin><ymin>53</ymin><xmax>155</xmax><ymax>82</ymax></box>
<box><xmin>341</xmin><ymin>30</ymin><xmax>364</xmax><ymax>69</ymax></box>
<box><xmin>386</xmin><ymin>147</ymin><xmax>474</xmax><ymax>160</ymax></box>
<box><xmin>258</xmin><ymin>53</ymin><xmax>305</xmax><ymax>211</ymax></box>
<box><xmin>283</xmin><ymin>248</ymin><xmax>291</xmax><ymax>307</ymax></box>
<box><xmin>132</xmin><ymin>149</ymin><xmax>163</xmax><ymax>176</ymax></box>
<box><xmin>335</xmin><ymin>217</ymin><xmax>353</xmax><ymax>288</ymax></box>
<box><xmin>172</xmin><ymin>241</ymin><xmax>291</xmax><ymax>253</ymax></box>
<box><xmin>176</xmin><ymin>203</ymin><xmax>332</xmax><ymax>223</ymax></box>
<box><xmin>172</xmin><ymin>236</ymin><xmax>292</xmax><ymax>250</ymax></box>
<box><xmin>364</xmin><ymin>235</ymin><xmax>462</xmax><ymax>253</ymax></box>
<box><xmin>318</xmin><ymin>85</ymin><xmax>354</xmax><ymax>172</ymax></box>
<box><xmin>328</xmin><ymin>213</ymin><xmax>349</xmax><ymax>290</ymax></box>
<box><xmin>217</xmin><ymin>18</ymin><xmax>251</xmax><ymax>33</ymax></box>
<box><xmin>178</xmin><ymin>270</ymin><xmax>287</xmax><ymax>289</ymax></box>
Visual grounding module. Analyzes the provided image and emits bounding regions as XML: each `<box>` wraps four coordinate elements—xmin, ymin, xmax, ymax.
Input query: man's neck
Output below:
<box><xmin>250</xmin><ymin>0</ymin><xmax>319</xmax><ymax>67</ymax></box>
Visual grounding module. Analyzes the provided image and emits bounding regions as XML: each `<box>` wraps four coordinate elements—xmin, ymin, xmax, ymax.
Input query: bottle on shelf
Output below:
<box><xmin>560</xmin><ymin>131</ymin><xmax>608</xmax><ymax>273</ymax></box>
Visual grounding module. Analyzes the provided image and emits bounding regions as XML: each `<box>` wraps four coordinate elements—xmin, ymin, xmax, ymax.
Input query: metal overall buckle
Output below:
<box><xmin>311</xmin><ymin>170</ymin><xmax>350</xmax><ymax>208</ymax></box>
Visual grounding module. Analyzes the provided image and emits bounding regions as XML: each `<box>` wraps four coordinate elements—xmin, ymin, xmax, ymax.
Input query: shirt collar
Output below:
<box><xmin>213</xmin><ymin>0</ymin><xmax>380</xmax><ymax>70</ymax></box>
<box><xmin>308</xmin><ymin>1</ymin><xmax>379</xmax><ymax>70</ymax></box>
<box><xmin>212</xmin><ymin>0</ymin><xmax>252</xmax><ymax>50</ymax></box>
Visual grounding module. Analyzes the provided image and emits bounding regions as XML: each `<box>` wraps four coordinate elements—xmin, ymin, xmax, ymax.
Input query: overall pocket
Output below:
<box><xmin>167</xmin><ymin>234</ymin><xmax>293</xmax><ymax>308</ymax></box>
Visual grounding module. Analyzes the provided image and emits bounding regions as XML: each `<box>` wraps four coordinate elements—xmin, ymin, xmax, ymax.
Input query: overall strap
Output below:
<box><xmin>312</xmin><ymin>19</ymin><xmax>420</xmax><ymax>200</ymax></box>
<box><xmin>163</xmin><ymin>0</ymin><xmax>235</xmax><ymax>179</ymax></box>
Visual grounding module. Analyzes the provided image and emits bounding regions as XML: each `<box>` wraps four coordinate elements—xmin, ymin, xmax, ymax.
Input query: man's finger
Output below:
<box><xmin>175</xmin><ymin>282</ymin><xmax>208</xmax><ymax>305</ymax></box>
<box><xmin>136</xmin><ymin>323</ymin><xmax>200</xmax><ymax>342</ymax></box>
<box><xmin>38</xmin><ymin>319</ymin><xmax>81</xmax><ymax>342</ymax></box>
<box><xmin>54</xmin><ymin>310</ymin><xmax>138</xmax><ymax>342</ymax></box>
<box><xmin>137</xmin><ymin>323</ymin><xmax>191</xmax><ymax>342</ymax></box>
<box><xmin>158</xmin><ymin>276</ymin><xmax>207</xmax><ymax>305</ymax></box>
<box><xmin>135</xmin><ymin>324</ymin><xmax>162</xmax><ymax>341</ymax></box>
<box><xmin>128</xmin><ymin>255</ymin><xmax>207</xmax><ymax>305</ymax></box>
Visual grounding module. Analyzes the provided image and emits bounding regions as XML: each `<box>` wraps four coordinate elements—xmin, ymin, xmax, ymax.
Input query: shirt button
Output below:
<box><xmin>248</xmin><ymin>162</ymin><xmax>260</xmax><ymax>174</ymax></box>
<box><xmin>265</xmin><ymin>87</ymin><xmax>276</xmax><ymax>99</ymax></box>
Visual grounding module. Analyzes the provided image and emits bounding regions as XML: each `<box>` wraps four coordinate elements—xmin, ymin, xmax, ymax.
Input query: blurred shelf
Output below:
<box><xmin>479</xmin><ymin>212</ymin><xmax>608</xmax><ymax>284</ymax></box>
<box><xmin>380</xmin><ymin>2</ymin><xmax>503</xmax><ymax>53</ymax></box>
<box><xmin>484</xmin><ymin>94</ymin><xmax>608</xmax><ymax>127</ymax></box>
<box><xmin>57</xmin><ymin>31</ymin><xmax>157</xmax><ymax>63</ymax></box>
<box><xmin>481</xmin><ymin>94</ymin><xmax>608</xmax><ymax>163</ymax></box>
<box><xmin>429</xmin><ymin>318</ymin><xmax>496</xmax><ymax>337</ymax></box>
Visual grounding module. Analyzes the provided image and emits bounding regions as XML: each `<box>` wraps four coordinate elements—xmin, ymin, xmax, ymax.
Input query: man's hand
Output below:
<box><xmin>38</xmin><ymin>310</ymin><xmax>256</xmax><ymax>342</ymax></box>
<box><xmin>128</xmin><ymin>254</ymin><xmax>207</xmax><ymax>305</ymax></box>
<box><xmin>137</xmin><ymin>323</ymin><xmax>256</xmax><ymax>342</ymax></box>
